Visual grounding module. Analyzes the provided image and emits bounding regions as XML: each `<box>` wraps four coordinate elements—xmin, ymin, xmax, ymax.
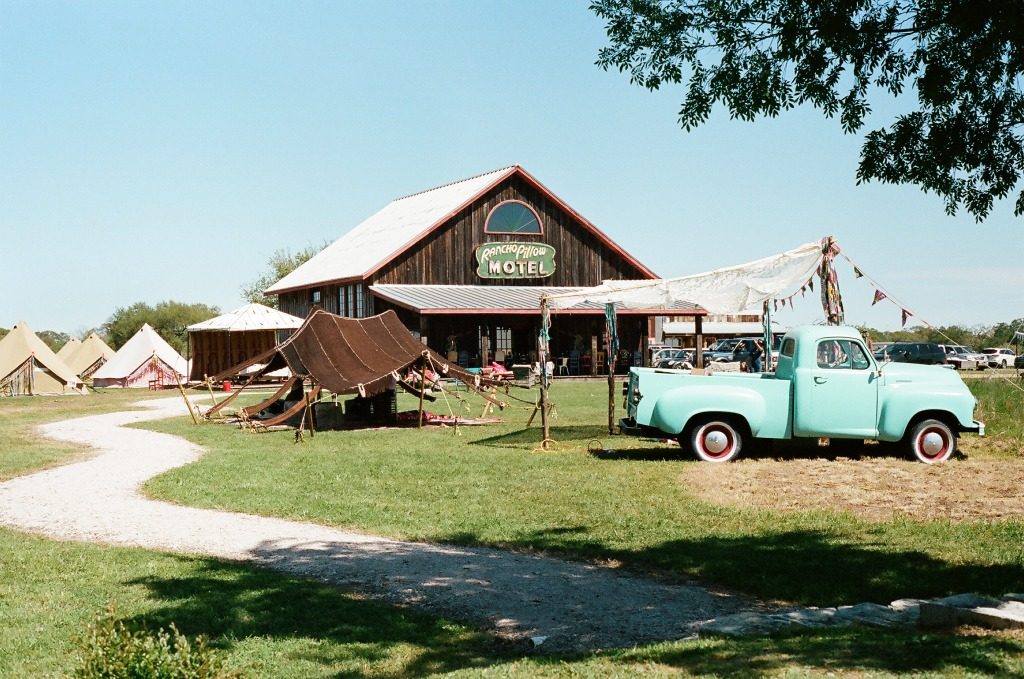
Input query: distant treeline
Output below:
<box><xmin>858</xmin><ymin>318</ymin><xmax>1024</xmax><ymax>349</ymax></box>
<box><xmin>1</xmin><ymin>300</ymin><xmax>220</xmax><ymax>356</ymax></box>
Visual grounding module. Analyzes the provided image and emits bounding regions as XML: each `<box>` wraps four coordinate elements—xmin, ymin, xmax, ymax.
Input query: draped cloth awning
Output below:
<box><xmin>542</xmin><ymin>240</ymin><xmax>827</xmax><ymax>314</ymax></box>
<box><xmin>213</xmin><ymin>309</ymin><xmax>497</xmax><ymax>397</ymax></box>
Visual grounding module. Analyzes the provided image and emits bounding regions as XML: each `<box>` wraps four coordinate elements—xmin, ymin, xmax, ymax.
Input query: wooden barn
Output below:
<box><xmin>187</xmin><ymin>303</ymin><xmax>303</xmax><ymax>381</ymax></box>
<box><xmin>264</xmin><ymin>166</ymin><xmax>701</xmax><ymax>374</ymax></box>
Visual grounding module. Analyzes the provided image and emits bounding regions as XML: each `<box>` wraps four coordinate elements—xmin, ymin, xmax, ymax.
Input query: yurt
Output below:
<box><xmin>187</xmin><ymin>303</ymin><xmax>302</xmax><ymax>381</ymax></box>
<box><xmin>92</xmin><ymin>324</ymin><xmax>189</xmax><ymax>388</ymax></box>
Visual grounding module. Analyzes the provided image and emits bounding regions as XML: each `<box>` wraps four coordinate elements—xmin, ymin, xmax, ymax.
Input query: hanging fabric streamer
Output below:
<box><xmin>604</xmin><ymin>303</ymin><xmax>618</xmax><ymax>368</ymax></box>
<box><xmin>872</xmin><ymin>289</ymin><xmax>887</xmax><ymax>306</ymax></box>
<box><xmin>818</xmin><ymin>237</ymin><xmax>845</xmax><ymax>325</ymax></box>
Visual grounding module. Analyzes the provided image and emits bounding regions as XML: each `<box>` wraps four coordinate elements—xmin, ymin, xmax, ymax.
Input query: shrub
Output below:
<box><xmin>72</xmin><ymin>605</ymin><xmax>241</xmax><ymax>679</ymax></box>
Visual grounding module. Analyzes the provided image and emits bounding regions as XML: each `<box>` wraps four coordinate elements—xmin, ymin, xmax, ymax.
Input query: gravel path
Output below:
<box><xmin>0</xmin><ymin>397</ymin><xmax>754</xmax><ymax>653</ymax></box>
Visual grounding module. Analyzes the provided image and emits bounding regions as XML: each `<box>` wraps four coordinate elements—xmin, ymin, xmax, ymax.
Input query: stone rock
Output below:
<box><xmin>833</xmin><ymin>602</ymin><xmax>910</xmax><ymax>628</ymax></box>
<box><xmin>935</xmin><ymin>593</ymin><xmax>1001</xmax><ymax>609</ymax></box>
<box><xmin>918</xmin><ymin>602</ymin><xmax>961</xmax><ymax>629</ymax></box>
<box><xmin>965</xmin><ymin>603</ymin><xmax>1024</xmax><ymax>630</ymax></box>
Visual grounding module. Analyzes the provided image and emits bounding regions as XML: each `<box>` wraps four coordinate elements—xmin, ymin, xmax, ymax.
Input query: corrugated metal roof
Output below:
<box><xmin>265</xmin><ymin>166</ymin><xmax>518</xmax><ymax>294</ymax></box>
<box><xmin>187</xmin><ymin>303</ymin><xmax>304</xmax><ymax>332</ymax></box>
<box><xmin>663</xmin><ymin>321</ymin><xmax>787</xmax><ymax>335</ymax></box>
<box><xmin>371</xmin><ymin>284</ymin><xmax>700</xmax><ymax>314</ymax></box>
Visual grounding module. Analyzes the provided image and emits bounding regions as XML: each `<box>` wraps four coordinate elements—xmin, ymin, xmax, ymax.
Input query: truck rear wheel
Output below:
<box><xmin>686</xmin><ymin>417</ymin><xmax>743</xmax><ymax>462</ymax></box>
<box><xmin>907</xmin><ymin>419</ymin><xmax>956</xmax><ymax>464</ymax></box>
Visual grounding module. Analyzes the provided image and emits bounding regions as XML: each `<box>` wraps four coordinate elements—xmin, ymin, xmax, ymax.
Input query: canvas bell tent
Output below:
<box><xmin>187</xmin><ymin>303</ymin><xmax>302</xmax><ymax>381</ymax></box>
<box><xmin>0</xmin><ymin>321</ymin><xmax>86</xmax><ymax>396</ymax></box>
<box><xmin>56</xmin><ymin>337</ymin><xmax>82</xmax><ymax>362</ymax></box>
<box><xmin>92</xmin><ymin>323</ymin><xmax>189</xmax><ymax>388</ymax></box>
<box><xmin>65</xmin><ymin>332</ymin><xmax>116</xmax><ymax>380</ymax></box>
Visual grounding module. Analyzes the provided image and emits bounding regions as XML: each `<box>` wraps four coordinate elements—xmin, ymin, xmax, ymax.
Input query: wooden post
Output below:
<box><xmin>605</xmin><ymin>303</ymin><xmax>616</xmax><ymax>435</ymax></box>
<box><xmin>203</xmin><ymin>374</ymin><xmax>220</xmax><ymax>410</ymax></box>
<box><xmin>417</xmin><ymin>354</ymin><xmax>426</xmax><ymax>429</ymax></box>
<box><xmin>695</xmin><ymin>315</ymin><xmax>705</xmax><ymax>369</ymax></box>
<box><xmin>607</xmin><ymin>355</ymin><xmax>616</xmax><ymax>435</ymax></box>
<box><xmin>539</xmin><ymin>300</ymin><xmax>550</xmax><ymax>449</ymax></box>
<box><xmin>305</xmin><ymin>386</ymin><xmax>315</xmax><ymax>438</ymax></box>
<box><xmin>174</xmin><ymin>370</ymin><xmax>199</xmax><ymax>425</ymax></box>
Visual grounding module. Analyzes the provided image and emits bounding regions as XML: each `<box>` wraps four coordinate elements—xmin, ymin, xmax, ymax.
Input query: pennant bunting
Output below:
<box><xmin>853</xmin><ymin>266</ymin><xmax>864</xmax><ymax>278</ymax></box>
<box><xmin>901</xmin><ymin>308</ymin><xmax>912</xmax><ymax>327</ymax></box>
<box><xmin>872</xmin><ymin>290</ymin><xmax>887</xmax><ymax>306</ymax></box>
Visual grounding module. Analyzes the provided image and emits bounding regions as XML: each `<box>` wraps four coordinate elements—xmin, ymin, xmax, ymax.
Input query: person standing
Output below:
<box><xmin>750</xmin><ymin>339</ymin><xmax>764</xmax><ymax>372</ymax></box>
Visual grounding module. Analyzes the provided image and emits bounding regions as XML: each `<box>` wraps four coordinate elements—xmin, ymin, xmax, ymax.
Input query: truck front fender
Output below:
<box><xmin>649</xmin><ymin>384</ymin><xmax>767</xmax><ymax>438</ymax></box>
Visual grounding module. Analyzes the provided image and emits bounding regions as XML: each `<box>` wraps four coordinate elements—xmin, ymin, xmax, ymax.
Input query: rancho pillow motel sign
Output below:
<box><xmin>475</xmin><ymin>242</ymin><xmax>556</xmax><ymax>279</ymax></box>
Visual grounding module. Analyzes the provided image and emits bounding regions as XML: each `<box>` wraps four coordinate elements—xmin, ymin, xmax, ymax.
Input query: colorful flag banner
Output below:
<box><xmin>853</xmin><ymin>266</ymin><xmax>864</xmax><ymax>278</ymax></box>
<box><xmin>901</xmin><ymin>308</ymin><xmax>912</xmax><ymax>327</ymax></box>
<box><xmin>872</xmin><ymin>290</ymin><xmax>887</xmax><ymax>306</ymax></box>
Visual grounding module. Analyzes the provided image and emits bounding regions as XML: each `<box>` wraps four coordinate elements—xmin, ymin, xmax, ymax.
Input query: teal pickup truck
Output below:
<box><xmin>620</xmin><ymin>326</ymin><xmax>984</xmax><ymax>464</ymax></box>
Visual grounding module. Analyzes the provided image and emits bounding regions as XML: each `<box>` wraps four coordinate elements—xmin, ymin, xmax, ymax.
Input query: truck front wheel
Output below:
<box><xmin>686</xmin><ymin>418</ymin><xmax>743</xmax><ymax>462</ymax></box>
<box><xmin>907</xmin><ymin>419</ymin><xmax>956</xmax><ymax>464</ymax></box>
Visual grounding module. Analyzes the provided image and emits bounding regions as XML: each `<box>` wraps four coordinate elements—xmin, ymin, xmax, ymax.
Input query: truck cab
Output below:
<box><xmin>622</xmin><ymin>326</ymin><xmax>984</xmax><ymax>464</ymax></box>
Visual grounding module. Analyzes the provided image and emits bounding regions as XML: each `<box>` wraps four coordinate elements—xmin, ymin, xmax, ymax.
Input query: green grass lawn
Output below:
<box><xmin>143</xmin><ymin>380</ymin><xmax>1024</xmax><ymax>606</ymax></box>
<box><xmin>1</xmin><ymin>381</ymin><xmax>1023</xmax><ymax>677</ymax></box>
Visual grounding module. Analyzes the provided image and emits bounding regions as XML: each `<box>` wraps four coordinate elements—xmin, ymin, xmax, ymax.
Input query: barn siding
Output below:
<box><xmin>373</xmin><ymin>175</ymin><xmax>648</xmax><ymax>286</ymax></box>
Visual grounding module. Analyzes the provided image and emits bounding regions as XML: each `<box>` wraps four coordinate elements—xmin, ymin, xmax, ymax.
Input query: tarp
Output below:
<box><xmin>215</xmin><ymin>309</ymin><xmax>497</xmax><ymax>397</ymax></box>
<box><xmin>0</xmin><ymin>321</ymin><xmax>86</xmax><ymax>395</ymax></box>
<box><xmin>543</xmin><ymin>240</ymin><xmax>826</xmax><ymax>314</ymax></box>
<box><xmin>1014</xmin><ymin>331</ymin><xmax>1024</xmax><ymax>342</ymax></box>
<box><xmin>92</xmin><ymin>323</ymin><xmax>189</xmax><ymax>388</ymax></box>
<box><xmin>65</xmin><ymin>332</ymin><xmax>116</xmax><ymax>378</ymax></box>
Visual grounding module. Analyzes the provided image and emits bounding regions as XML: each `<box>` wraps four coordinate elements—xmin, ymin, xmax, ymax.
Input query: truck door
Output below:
<box><xmin>793</xmin><ymin>338</ymin><xmax>878</xmax><ymax>438</ymax></box>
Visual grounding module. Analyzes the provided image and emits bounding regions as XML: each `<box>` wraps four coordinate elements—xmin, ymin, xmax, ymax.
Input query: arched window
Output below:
<box><xmin>484</xmin><ymin>200</ymin><xmax>543</xmax><ymax>235</ymax></box>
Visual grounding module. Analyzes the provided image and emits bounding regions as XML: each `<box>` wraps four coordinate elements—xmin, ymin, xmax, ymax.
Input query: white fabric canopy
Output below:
<box><xmin>543</xmin><ymin>240</ymin><xmax>825</xmax><ymax>314</ymax></box>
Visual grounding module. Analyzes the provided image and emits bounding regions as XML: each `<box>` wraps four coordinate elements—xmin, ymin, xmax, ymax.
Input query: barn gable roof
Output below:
<box><xmin>265</xmin><ymin>165</ymin><xmax>655</xmax><ymax>295</ymax></box>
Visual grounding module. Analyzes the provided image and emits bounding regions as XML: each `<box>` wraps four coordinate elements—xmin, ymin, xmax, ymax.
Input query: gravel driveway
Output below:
<box><xmin>0</xmin><ymin>396</ymin><xmax>754</xmax><ymax>653</ymax></box>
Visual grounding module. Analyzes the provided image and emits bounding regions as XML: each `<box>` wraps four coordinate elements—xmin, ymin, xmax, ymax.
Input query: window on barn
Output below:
<box><xmin>311</xmin><ymin>289</ymin><xmax>321</xmax><ymax>307</ymax></box>
<box><xmin>485</xmin><ymin>200</ymin><xmax>542</xmax><ymax>235</ymax></box>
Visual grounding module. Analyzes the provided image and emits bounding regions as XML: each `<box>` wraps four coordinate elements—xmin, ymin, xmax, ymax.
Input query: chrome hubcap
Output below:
<box><xmin>704</xmin><ymin>430</ymin><xmax>729</xmax><ymax>454</ymax></box>
<box><xmin>921</xmin><ymin>431</ymin><xmax>946</xmax><ymax>456</ymax></box>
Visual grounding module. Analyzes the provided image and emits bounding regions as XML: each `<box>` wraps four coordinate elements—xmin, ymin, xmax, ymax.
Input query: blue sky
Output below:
<box><xmin>2</xmin><ymin>1</ymin><xmax>1020</xmax><ymax>336</ymax></box>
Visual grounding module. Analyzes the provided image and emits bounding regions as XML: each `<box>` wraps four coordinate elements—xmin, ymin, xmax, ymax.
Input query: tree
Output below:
<box><xmin>591</xmin><ymin>0</ymin><xmax>1024</xmax><ymax>220</ymax></box>
<box><xmin>36</xmin><ymin>330</ymin><xmax>71</xmax><ymax>352</ymax></box>
<box><xmin>240</xmin><ymin>243</ymin><xmax>327</xmax><ymax>309</ymax></box>
<box><xmin>104</xmin><ymin>301</ymin><xmax>220</xmax><ymax>355</ymax></box>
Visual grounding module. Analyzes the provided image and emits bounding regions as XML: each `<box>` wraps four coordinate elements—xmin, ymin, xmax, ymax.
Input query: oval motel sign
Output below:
<box><xmin>475</xmin><ymin>242</ymin><xmax>556</xmax><ymax>279</ymax></box>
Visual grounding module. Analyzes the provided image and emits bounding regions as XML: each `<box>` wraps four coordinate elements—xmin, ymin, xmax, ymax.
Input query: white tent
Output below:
<box><xmin>92</xmin><ymin>324</ymin><xmax>189</xmax><ymax>388</ymax></box>
<box><xmin>186</xmin><ymin>303</ymin><xmax>302</xmax><ymax>381</ymax></box>
<box><xmin>0</xmin><ymin>321</ymin><xmax>86</xmax><ymax>396</ymax></box>
<box><xmin>186</xmin><ymin>303</ymin><xmax>303</xmax><ymax>332</ymax></box>
<box><xmin>543</xmin><ymin>240</ymin><xmax>827</xmax><ymax>313</ymax></box>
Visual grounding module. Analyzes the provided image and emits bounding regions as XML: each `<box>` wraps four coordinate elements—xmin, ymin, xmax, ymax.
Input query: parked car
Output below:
<box><xmin>1016</xmin><ymin>353</ymin><xmax>1024</xmax><ymax>369</ymax></box>
<box><xmin>652</xmin><ymin>348</ymin><xmax>693</xmax><ymax>369</ymax></box>
<box><xmin>938</xmin><ymin>344</ymin><xmax>987</xmax><ymax>371</ymax></box>
<box><xmin>981</xmin><ymin>347</ymin><xmax>1016</xmax><ymax>368</ymax></box>
<box><xmin>883</xmin><ymin>341</ymin><xmax>948</xmax><ymax>366</ymax></box>
<box><xmin>703</xmin><ymin>336</ymin><xmax>783</xmax><ymax>368</ymax></box>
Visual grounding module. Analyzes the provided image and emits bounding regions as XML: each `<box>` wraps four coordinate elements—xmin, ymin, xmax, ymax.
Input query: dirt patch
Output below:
<box><xmin>682</xmin><ymin>452</ymin><xmax>1024</xmax><ymax>522</ymax></box>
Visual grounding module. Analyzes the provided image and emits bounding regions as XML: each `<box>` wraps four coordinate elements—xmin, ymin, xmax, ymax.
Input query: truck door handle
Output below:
<box><xmin>814</xmin><ymin>376</ymin><xmax>828</xmax><ymax>384</ymax></box>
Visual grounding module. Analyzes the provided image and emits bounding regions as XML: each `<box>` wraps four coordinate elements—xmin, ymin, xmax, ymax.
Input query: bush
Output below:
<box><xmin>72</xmin><ymin>605</ymin><xmax>241</xmax><ymax>679</ymax></box>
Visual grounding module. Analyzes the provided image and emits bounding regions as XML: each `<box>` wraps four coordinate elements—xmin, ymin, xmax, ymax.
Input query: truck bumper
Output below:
<box><xmin>972</xmin><ymin>420</ymin><xmax>985</xmax><ymax>437</ymax></box>
<box><xmin>619</xmin><ymin>417</ymin><xmax>644</xmax><ymax>436</ymax></box>
<box><xmin>619</xmin><ymin>417</ymin><xmax>670</xmax><ymax>439</ymax></box>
